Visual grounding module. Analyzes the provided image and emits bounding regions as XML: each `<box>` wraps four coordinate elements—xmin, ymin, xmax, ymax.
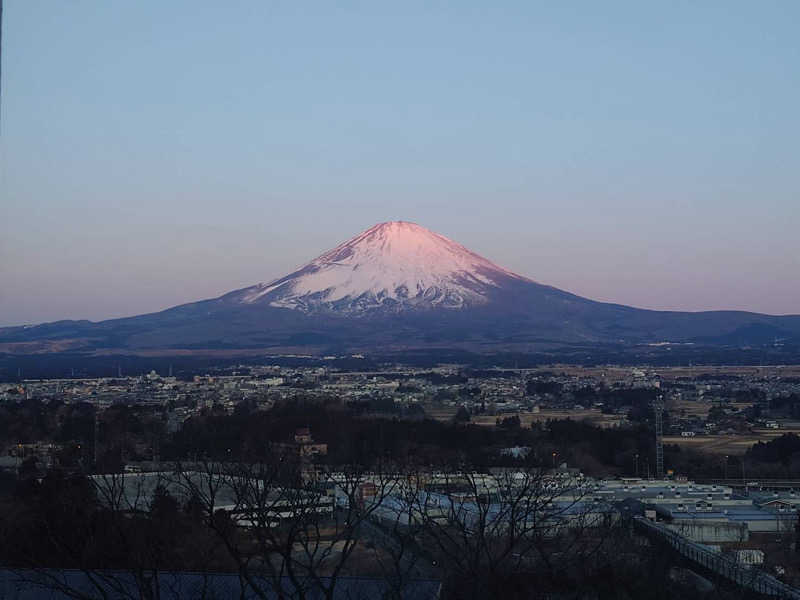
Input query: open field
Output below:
<box><xmin>426</xmin><ymin>406</ymin><xmax>626</xmax><ymax>429</ymax></box>
<box><xmin>663</xmin><ymin>428</ymin><xmax>800</xmax><ymax>455</ymax></box>
<box><xmin>669</xmin><ymin>399</ymin><xmax>712</xmax><ymax>419</ymax></box>
<box><xmin>666</xmin><ymin>399</ymin><xmax>754</xmax><ymax>419</ymax></box>
<box><xmin>427</xmin><ymin>401</ymin><xmax>795</xmax><ymax>456</ymax></box>
<box><xmin>473</xmin><ymin>409</ymin><xmax>627</xmax><ymax>429</ymax></box>
<box><xmin>529</xmin><ymin>364</ymin><xmax>800</xmax><ymax>383</ymax></box>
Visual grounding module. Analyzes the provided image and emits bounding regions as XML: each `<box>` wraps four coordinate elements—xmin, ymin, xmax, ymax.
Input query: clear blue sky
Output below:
<box><xmin>2</xmin><ymin>1</ymin><xmax>799</xmax><ymax>325</ymax></box>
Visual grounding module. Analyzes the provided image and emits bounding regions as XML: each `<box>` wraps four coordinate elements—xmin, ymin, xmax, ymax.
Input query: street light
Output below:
<box><xmin>552</xmin><ymin>452</ymin><xmax>557</xmax><ymax>468</ymax></box>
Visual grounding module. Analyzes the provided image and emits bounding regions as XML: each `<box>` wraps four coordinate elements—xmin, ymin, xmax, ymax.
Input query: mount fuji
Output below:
<box><xmin>2</xmin><ymin>221</ymin><xmax>800</xmax><ymax>355</ymax></box>
<box><xmin>226</xmin><ymin>221</ymin><xmax>534</xmax><ymax>314</ymax></box>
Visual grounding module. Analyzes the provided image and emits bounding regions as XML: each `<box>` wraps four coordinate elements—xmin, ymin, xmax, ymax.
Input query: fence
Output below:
<box><xmin>634</xmin><ymin>516</ymin><xmax>800</xmax><ymax>598</ymax></box>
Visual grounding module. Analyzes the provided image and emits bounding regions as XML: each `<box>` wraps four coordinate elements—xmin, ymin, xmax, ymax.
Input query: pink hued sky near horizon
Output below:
<box><xmin>2</xmin><ymin>2</ymin><xmax>799</xmax><ymax>325</ymax></box>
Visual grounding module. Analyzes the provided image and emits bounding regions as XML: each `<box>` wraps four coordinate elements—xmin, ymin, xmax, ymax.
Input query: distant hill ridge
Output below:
<box><xmin>2</xmin><ymin>222</ymin><xmax>799</xmax><ymax>354</ymax></box>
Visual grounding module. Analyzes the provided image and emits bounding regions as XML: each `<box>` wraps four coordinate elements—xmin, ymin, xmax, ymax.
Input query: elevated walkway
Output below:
<box><xmin>634</xmin><ymin>516</ymin><xmax>800</xmax><ymax>598</ymax></box>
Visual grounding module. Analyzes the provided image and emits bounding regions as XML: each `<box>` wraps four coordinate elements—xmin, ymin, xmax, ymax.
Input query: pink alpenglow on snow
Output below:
<box><xmin>235</xmin><ymin>221</ymin><xmax>533</xmax><ymax>313</ymax></box>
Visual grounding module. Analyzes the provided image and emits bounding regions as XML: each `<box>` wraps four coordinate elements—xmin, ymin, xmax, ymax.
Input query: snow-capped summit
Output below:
<box><xmin>6</xmin><ymin>221</ymin><xmax>800</xmax><ymax>353</ymax></box>
<box><xmin>232</xmin><ymin>221</ymin><xmax>532</xmax><ymax>314</ymax></box>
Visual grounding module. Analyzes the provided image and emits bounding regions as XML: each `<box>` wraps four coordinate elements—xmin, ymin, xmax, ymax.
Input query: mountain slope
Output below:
<box><xmin>224</xmin><ymin>221</ymin><xmax>534</xmax><ymax>313</ymax></box>
<box><xmin>2</xmin><ymin>221</ymin><xmax>800</xmax><ymax>354</ymax></box>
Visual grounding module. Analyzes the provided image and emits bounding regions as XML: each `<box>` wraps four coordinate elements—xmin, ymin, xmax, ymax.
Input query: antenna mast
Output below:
<box><xmin>653</xmin><ymin>394</ymin><xmax>665</xmax><ymax>479</ymax></box>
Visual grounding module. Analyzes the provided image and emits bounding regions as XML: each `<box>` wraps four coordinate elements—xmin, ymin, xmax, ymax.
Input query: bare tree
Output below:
<box><xmin>377</xmin><ymin>466</ymin><xmax>618</xmax><ymax>599</ymax></box>
<box><xmin>6</xmin><ymin>470</ymin><xmax>224</xmax><ymax>600</ymax></box>
<box><xmin>171</xmin><ymin>455</ymin><xmax>404</xmax><ymax>600</ymax></box>
<box><xmin>2</xmin><ymin>461</ymin><xmax>645</xmax><ymax>600</ymax></box>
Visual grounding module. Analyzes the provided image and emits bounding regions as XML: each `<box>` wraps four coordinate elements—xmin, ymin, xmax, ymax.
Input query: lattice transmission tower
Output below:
<box><xmin>653</xmin><ymin>394</ymin><xmax>665</xmax><ymax>479</ymax></box>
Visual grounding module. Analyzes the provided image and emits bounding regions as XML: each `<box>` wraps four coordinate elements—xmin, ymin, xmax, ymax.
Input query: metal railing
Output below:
<box><xmin>634</xmin><ymin>516</ymin><xmax>800</xmax><ymax>598</ymax></box>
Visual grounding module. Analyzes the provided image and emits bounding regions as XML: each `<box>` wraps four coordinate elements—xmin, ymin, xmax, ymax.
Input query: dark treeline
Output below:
<box><xmin>767</xmin><ymin>393</ymin><xmax>800</xmax><ymax>418</ymax></box>
<box><xmin>0</xmin><ymin>470</ymin><xmax>230</xmax><ymax>574</ymax></box>
<box><xmin>744</xmin><ymin>433</ymin><xmax>800</xmax><ymax>477</ymax></box>
<box><xmin>160</xmin><ymin>401</ymin><xmax>670</xmax><ymax>476</ymax></box>
<box><xmin>8</xmin><ymin>393</ymin><xmax>800</xmax><ymax>482</ymax></box>
<box><xmin>0</xmin><ymin>393</ymin><xmax>654</xmax><ymax>475</ymax></box>
<box><xmin>166</xmin><ymin>406</ymin><xmax>800</xmax><ymax>480</ymax></box>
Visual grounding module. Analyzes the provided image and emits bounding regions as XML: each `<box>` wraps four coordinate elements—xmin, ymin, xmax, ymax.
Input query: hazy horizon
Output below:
<box><xmin>2</xmin><ymin>1</ymin><xmax>799</xmax><ymax>326</ymax></box>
